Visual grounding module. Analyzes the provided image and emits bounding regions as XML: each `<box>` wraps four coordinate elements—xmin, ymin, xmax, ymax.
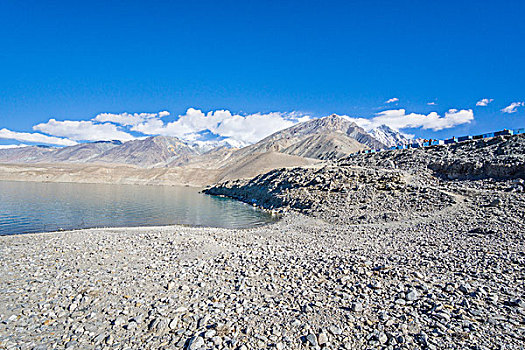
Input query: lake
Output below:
<box><xmin>0</xmin><ymin>181</ymin><xmax>276</xmax><ymax>235</ymax></box>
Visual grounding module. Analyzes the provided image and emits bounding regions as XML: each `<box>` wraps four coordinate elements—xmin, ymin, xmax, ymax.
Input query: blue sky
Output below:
<box><xmin>0</xmin><ymin>0</ymin><xmax>524</xmax><ymax>147</ymax></box>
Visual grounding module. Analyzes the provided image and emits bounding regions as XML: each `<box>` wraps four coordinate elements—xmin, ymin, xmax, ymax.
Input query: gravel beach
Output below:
<box><xmin>1</xmin><ymin>135</ymin><xmax>524</xmax><ymax>349</ymax></box>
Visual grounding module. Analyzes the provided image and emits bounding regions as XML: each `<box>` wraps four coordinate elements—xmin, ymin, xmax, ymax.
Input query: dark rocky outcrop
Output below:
<box><xmin>205</xmin><ymin>134</ymin><xmax>525</xmax><ymax>224</ymax></box>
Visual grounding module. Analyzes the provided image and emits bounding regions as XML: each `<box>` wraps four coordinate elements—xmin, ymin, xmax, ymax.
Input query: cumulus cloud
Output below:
<box><xmin>427</xmin><ymin>102</ymin><xmax>437</xmax><ymax>106</ymax></box>
<box><xmin>385</xmin><ymin>98</ymin><xmax>399</xmax><ymax>104</ymax></box>
<box><xmin>33</xmin><ymin>119</ymin><xmax>135</xmax><ymax>142</ymax></box>
<box><xmin>0</xmin><ymin>128</ymin><xmax>77</xmax><ymax>146</ymax></box>
<box><xmin>93</xmin><ymin>111</ymin><xmax>169</xmax><ymax>126</ymax></box>
<box><xmin>501</xmin><ymin>102</ymin><xmax>524</xmax><ymax>114</ymax></box>
<box><xmin>132</xmin><ymin>108</ymin><xmax>308</xmax><ymax>145</ymax></box>
<box><xmin>0</xmin><ymin>144</ymin><xmax>29</xmax><ymax>149</ymax></box>
<box><xmin>342</xmin><ymin>109</ymin><xmax>474</xmax><ymax>132</ymax></box>
<box><xmin>476</xmin><ymin>98</ymin><xmax>493</xmax><ymax>106</ymax></box>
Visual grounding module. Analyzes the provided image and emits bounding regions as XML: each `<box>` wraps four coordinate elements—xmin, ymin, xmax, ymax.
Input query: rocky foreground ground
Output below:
<box><xmin>1</xmin><ymin>135</ymin><xmax>525</xmax><ymax>349</ymax></box>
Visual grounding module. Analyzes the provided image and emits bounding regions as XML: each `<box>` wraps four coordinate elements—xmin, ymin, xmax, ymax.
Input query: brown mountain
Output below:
<box><xmin>232</xmin><ymin>114</ymin><xmax>384</xmax><ymax>160</ymax></box>
<box><xmin>0</xmin><ymin>146</ymin><xmax>56</xmax><ymax>163</ymax></box>
<box><xmin>92</xmin><ymin>136</ymin><xmax>199</xmax><ymax>167</ymax></box>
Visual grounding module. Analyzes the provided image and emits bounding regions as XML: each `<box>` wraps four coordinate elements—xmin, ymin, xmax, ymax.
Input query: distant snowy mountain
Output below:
<box><xmin>368</xmin><ymin>125</ymin><xmax>415</xmax><ymax>148</ymax></box>
<box><xmin>191</xmin><ymin>138</ymin><xmax>247</xmax><ymax>152</ymax></box>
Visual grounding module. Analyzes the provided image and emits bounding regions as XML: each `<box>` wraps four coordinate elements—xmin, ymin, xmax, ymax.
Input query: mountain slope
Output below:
<box><xmin>0</xmin><ymin>146</ymin><xmax>56</xmax><ymax>163</ymax></box>
<box><xmin>282</xmin><ymin>132</ymin><xmax>368</xmax><ymax>160</ymax></box>
<box><xmin>170</xmin><ymin>146</ymin><xmax>238</xmax><ymax>169</ymax></box>
<box><xmin>93</xmin><ymin>136</ymin><xmax>199</xmax><ymax>167</ymax></box>
<box><xmin>217</xmin><ymin>152</ymin><xmax>319</xmax><ymax>182</ymax></box>
<box><xmin>42</xmin><ymin>141</ymin><xmax>122</xmax><ymax>162</ymax></box>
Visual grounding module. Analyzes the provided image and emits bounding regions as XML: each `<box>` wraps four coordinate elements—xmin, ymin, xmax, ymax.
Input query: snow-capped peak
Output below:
<box><xmin>368</xmin><ymin>125</ymin><xmax>414</xmax><ymax>147</ymax></box>
<box><xmin>190</xmin><ymin>138</ymin><xmax>248</xmax><ymax>152</ymax></box>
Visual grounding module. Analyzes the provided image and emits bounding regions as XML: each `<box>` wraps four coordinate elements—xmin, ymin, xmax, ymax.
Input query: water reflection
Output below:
<box><xmin>0</xmin><ymin>181</ymin><xmax>276</xmax><ymax>235</ymax></box>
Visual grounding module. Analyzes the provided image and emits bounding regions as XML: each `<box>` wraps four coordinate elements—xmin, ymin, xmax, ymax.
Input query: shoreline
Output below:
<box><xmin>0</xmin><ymin>215</ymin><xmax>283</xmax><ymax>238</ymax></box>
<box><xmin>0</xmin><ymin>177</ymin><xmax>203</xmax><ymax>188</ymax></box>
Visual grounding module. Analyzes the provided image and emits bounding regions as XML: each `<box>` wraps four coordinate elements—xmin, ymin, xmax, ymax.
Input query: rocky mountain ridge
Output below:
<box><xmin>205</xmin><ymin>133</ymin><xmax>525</xmax><ymax>217</ymax></box>
<box><xmin>236</xmin><ymin>114</ymin><xmax>386</xmax><ymax>156</ymax></box>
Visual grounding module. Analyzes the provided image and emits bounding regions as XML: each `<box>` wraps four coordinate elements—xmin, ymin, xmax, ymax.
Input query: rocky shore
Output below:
<box><xmin>1</xmin><ymin>134</ymin><xmax>524</xmax><ymax>349</ymax></box>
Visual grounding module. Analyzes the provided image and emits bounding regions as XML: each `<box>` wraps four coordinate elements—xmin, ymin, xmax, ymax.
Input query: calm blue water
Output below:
<box><xmin>0</xmin><ymin>181</ymin><xmax>276</xmax><ymax>235</ymax></box>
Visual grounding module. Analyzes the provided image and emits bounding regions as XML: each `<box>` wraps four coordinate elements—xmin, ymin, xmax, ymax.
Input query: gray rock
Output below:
<box><xmin>167</xmin><ymin>281</ymin><xmax>176</xmax><ymax>291</ymax></box>
<box><xmin>406</xmin><ymin>290</ymin><xmax>419</xmax><ymax>301</ymax></box>
<box><xmin>169</xmin><ymin>317</ymin><xmax>178</xmax><ymax>330</ymax></box>
<box><xmin>188</xmin><ymin>336</ymin><xmax>205</xmax><ymax>350</ymax></box>
<box><xmin>211</xmin><ymin>336</ymin><xmax>222</xmax><ymax>346</ymax></box>
<box><xmin>204</xmin><ymin>329</ymin><xmax>217</xmax><ymax>338</ymax></box>
<box><xmin>318</xmin><ymin>331</ymin><xmax>328</xmax><ymax>345</ymax></box>
<box><xmin>378</xmin><ymin>332</ymin><xmax>388</xmax><ymax>344</ymax></box>
<box><xmin>329</xmin><ymin>325</ymin><xmax>342</xmax><ymax>335</ymax></box>
<box><xmin>351</xmin><ymin>302</ymin><xmax>364</xmax><ymax>312</ymax></box>
<box><xmin>113</xmin><ymin>315</ymin><xmax>126</xmax><ymax>326</ymax></box>
<box><xmin>305</xmin><ymin>333</ymin><xmax>318</xmax><ymax>347</ymax></box>
<box><xmin>368</xmin><ymin>280</ymin><xmax>382</xmax><ymax>290</ymax></box>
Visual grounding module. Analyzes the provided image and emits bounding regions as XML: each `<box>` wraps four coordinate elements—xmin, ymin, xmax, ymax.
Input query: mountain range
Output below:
<box><xmin>0</xmin><ymin>115</ymin><xmax>415</xmax><ymax>185</ymax></box>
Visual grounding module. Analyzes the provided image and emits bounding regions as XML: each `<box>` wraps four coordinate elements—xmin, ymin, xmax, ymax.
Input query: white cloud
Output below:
<box><xmin>501</xmin><ymin>102</ymin><xmax>524</xmax><ymax>113</ymax></box>
<box><xmin>3</xmin><ymin>105</ymin><xmax>476</xmax><ymax>150</ymax></box>
<box><xmin>476</xmin><ymin>98</ymin><xmax>493</xmax><ymax>106</ymax></box>
<box><xmin>427</xmin><ymin>102</ymin><xmax>437</xmax><ymax>106</ymax></box>
<box><xmin>296</xmin><ymin>115</ymin><xmax>313</xmax><ymax>123</ymax></box>
<box><xmin>0</xmin><ymin>144</ymin><xmax>29</xmax><ymax>149</ymax></box>
<box><xmin>132</xmin><ymin>108</ymin><xmax>308</xmax><ymax>145</ymax></box>
<box><xmin>0</xmin><ymin>128</ymin><xmax>77</xmax><ymax>146</ymax></box>
<box><xmin>214</xmin><ymin>112</ymin><xmax>298</xmax><ymax>144</ymax></box>
<box><xmin>385</xmin><ymin>98</ymin><xmax>399</xmax><ymax>104</ymax></box>
<box><xmin>93</xmin><ymin>111</ymin><xmax>169</xmax><ymax>126</ymax></box>
<box><xmin>33</xmin><ymin>119</ymin><xmax>135</xmax><ymax>142</ymax></box>
<box><xmin>342</xmin><ymin>108</ymin><xmax>474</xmax><ymax>131</ymax></box>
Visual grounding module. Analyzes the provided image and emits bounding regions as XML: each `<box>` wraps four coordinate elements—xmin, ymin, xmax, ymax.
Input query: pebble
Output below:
<box><xmin>406</xmin><ymin>290</ymin><xmax>418</xmax><ymax>301</ymax></box>
<box><xmin>167</xmin><ymin>281</ymin><xmax>176</xmax><ymax>291</ymax></box>
<box><xmin>351</xmin><ymin>302</ymin><xmax>364</xmax><ymax>312</ymax></box>
<box><xmin>187</xmin><ymin>336</ymin><xmax>205</xmax><ymax>350</ymax></box>
<box><xmin>113</xmin><ymin>315</ymin><xmax>126</xmax><ymax>327</ymax></box>
<box><xmin>318</xmin><ymin>331</ymin><xmax>328</xmax><ymax>345</ymax></box>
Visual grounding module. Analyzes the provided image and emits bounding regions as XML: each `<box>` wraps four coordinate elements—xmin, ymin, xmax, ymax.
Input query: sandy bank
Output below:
<box><xmin>0</xmin><ymin>163</ymin><xmax>222</xmax><ymax>187</ymax></box>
